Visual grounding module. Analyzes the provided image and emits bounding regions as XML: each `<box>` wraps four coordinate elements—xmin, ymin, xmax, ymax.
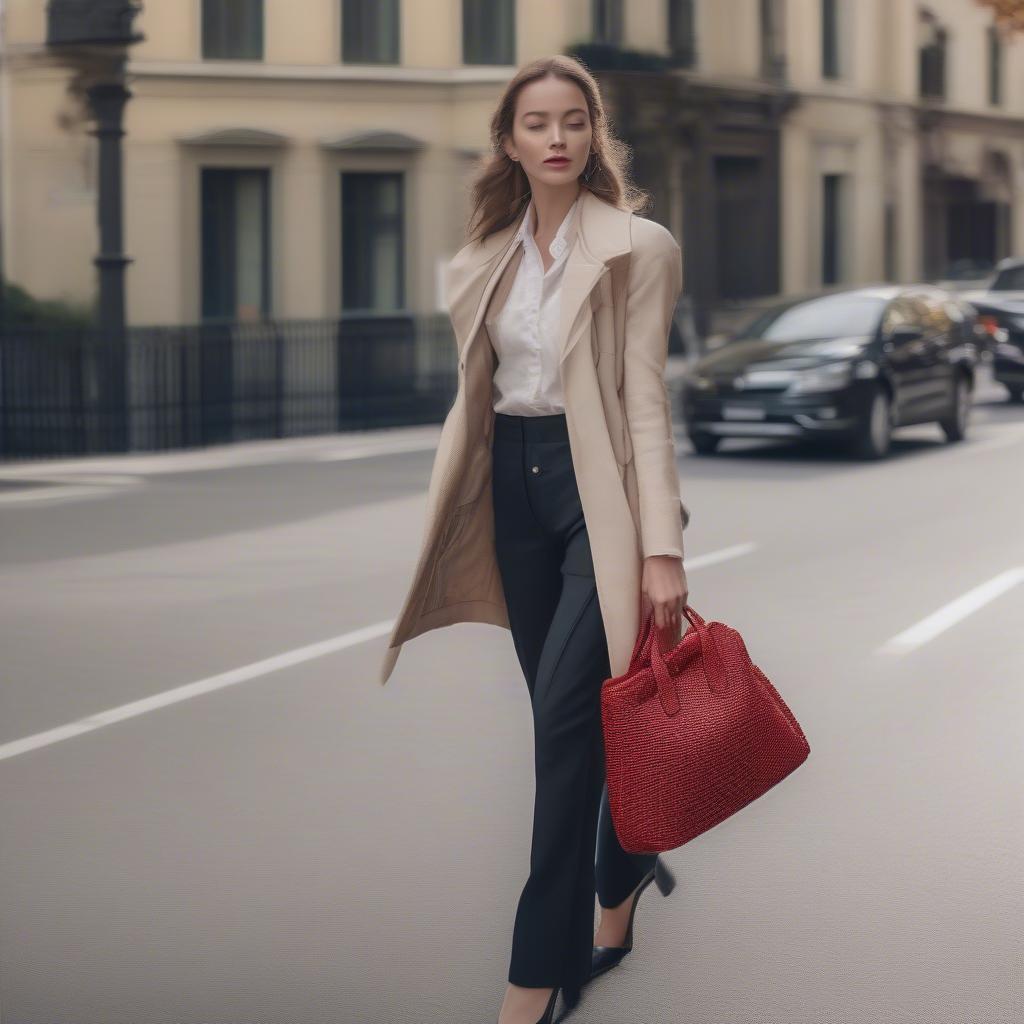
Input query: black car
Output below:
<box><xmin>679</xmin><ymin>286</ymin><xmax>978</xmax><ymax>459</ymax></box>
<box><xmin>958</xmin><ymin>258</ymin><xmax>1024</xmax><ymax>403</ymax></box>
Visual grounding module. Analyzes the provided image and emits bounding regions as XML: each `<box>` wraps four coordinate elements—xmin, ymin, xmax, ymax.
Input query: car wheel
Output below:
<box><xmin>939</xmin><ymin>375</ymin><xmax>971</xmax><ymax>442</ymax></box>
<box><xmin>850</xmin><ymin>386</ymin><xmax>891</xmax><ymax>460</ymax></box>
<box><xmin>1008</xmin><ymin>386</ymin><xmax>1024</xmax><ymax>404</ymax></box>
<box><xmin>689</xmin><ymin>431</ymin><xmax>720</xmax><ymax>455</ymax></box>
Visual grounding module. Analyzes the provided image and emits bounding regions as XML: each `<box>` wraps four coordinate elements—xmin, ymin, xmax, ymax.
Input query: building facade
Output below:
<box><xmin>1</xmin><ymin>0</ymin><xmax>1023</xmax><ymax>336</ymax></box>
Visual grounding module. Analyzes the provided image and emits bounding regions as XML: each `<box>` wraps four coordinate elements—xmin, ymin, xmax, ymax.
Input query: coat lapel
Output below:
<box><xmin>445</xmin><ymin>216</ymin><xmax>521</xmax><ymax>364</ymax></box>
<box><xmin>449</xmin><ymin>189</ymin><xmax>633</xmax><ymax>370</ymax></box>
<box><xmin>555</xmin><ymin>193</ymin><xmax>631</xmax><ymax>365</ymax></box>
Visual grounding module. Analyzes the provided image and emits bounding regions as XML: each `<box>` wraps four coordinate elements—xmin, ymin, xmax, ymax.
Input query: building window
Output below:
<box><xmin>342</xmin><ymin>0</ymin><xmax>399</xmax><ymax>64</ymax></box>
<box><xmin>821</xmin><ymin>0</ymin><xmax>839</xmax><ymax>79</ymax></box>
<box><xmin>201</xmin><ymin>168</ymin><xmax>270</xmax><ymax>321</ymax></box>
<box><xmin>987</xmin><ymin>24</ymin><xmax>1002</xmax><ymax>106</ymax></box>
<box><xmin>592</xmin><ymin>0</ymin><xmax>623</xmax><ymax>45</ymax></box>
<box><xmin>760</xmin><ymin>0</ymin><xmax>786</xmax><ymax>81</ymax></box>
<box><xmin>463</xmin><ymin>0</ymin><xmax>514</xmax><ymax>65</ymax></box>
<box><xmin>822</xmin><ymin>173</ymin><xmax>845</xmax><ymax>285</ymax></box>
<box><xmin>668</xmin><ymin>0</ymin><xmax>696</xmax><ymax>68</ymax></box>
<box><xmin>341</xmin><ymin>173</ymin><xmax>404</xmax><ymax>311</ymax></box>
<box><xmin>919</xmin><ymin>9</ymin><xmax>946</xmax><ymax>100</ymax></box>
<box><xmin>202</xmin><ymin>0</ymin><xmax>263</xmax><ymax>60</ymax></box>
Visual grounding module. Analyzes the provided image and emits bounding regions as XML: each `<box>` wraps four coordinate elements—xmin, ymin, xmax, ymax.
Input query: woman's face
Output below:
<box><xmin>503</xmin><ymin>75</ymin><xmax>593</xmax><ymax>189</ymax></box>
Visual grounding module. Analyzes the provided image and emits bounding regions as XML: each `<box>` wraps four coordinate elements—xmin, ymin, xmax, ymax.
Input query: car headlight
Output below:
<box><xmin>786</xmin><ymin>360</ymin><xmax>855</xmax><ymax>394</ymax></box>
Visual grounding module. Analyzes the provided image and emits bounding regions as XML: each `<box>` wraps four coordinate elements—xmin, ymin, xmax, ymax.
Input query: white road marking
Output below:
<box><xmin>878</xmin><ymin>567</ymin><xmax>1024</xmax><ymax>655</ymax></box>
<box><xmin>0</xmin><ymin>542</ymin><xmax>755</xmax><ymax>762</ymax></box>
<box><xmin>683</xmin><ymin>542</ymin><xmax>757</xmax><ymax>569</ymax></box>
<box><xmin>0</xmin><ymin>621</ymin><xmax>395</xmax><ymax>762</ymax></box>
<box><xmin>0</xmin><ymin>475</ymin><xmax>143</xmax><ymax>507</ymax></box>
<box><xmin>0</xmin><ymin>484</ymin><xmax>114</xmax><ymax>506</ymax></box>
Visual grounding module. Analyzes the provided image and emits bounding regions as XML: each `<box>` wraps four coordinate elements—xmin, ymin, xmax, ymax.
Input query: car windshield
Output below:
<box><xmin>739</xmin><ymin>294</ymin><xmax>888</xmax><ymax>342</ymax></box>
<box><xmin>992</xmin><ymin>266</ymin><xmax>1024</xmax><ymax>292</ymax></box>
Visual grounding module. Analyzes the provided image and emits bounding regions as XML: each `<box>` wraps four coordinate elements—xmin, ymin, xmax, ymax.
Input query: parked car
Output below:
<box><xmin>679</xmin><ymin>285</ymin><xmax>978</xmax><ymax>459</ymax></box>
<box><xmin>934</xmin><ymin>258</ymin><xmax>997</xmax><ymax>295</ymax></box>
<box><xmin>957</xmin><ymin>257</ymin><xmax>1024</xmax><ymax>403</ymax></box>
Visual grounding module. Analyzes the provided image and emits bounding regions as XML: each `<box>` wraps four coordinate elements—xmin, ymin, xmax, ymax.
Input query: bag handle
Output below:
<box><xmin>639</xmin><ymin>604</ymin><xmax>728</xmax><ymax>716</ymax></box>
<box><xmin>627</xmin><ymin>591</ymin><xmax>702</xmax><ymax>671</ymax></box>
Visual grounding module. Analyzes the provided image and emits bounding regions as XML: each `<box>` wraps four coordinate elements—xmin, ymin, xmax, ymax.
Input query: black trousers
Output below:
<box><xmin>491</xmin><ymin>411</ymin><xmax>657</xmax><ymax>993</ymax></box>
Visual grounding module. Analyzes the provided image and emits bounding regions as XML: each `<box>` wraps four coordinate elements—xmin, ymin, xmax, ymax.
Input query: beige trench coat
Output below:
<box><xmin>378</xmin><ymin>187</ymin><xmax>690</xmax><ymax>686</ymax></box>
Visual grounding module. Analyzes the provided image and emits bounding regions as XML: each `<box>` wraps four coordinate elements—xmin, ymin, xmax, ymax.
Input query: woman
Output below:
<box><xmin>379</xmin><ymin>55</ymin><xmax>690</xmax><ymax>1023</ymax></box>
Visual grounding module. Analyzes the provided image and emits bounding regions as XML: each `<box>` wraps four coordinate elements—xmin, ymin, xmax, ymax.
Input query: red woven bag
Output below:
<box><xmin>600</xmin><ymin>602</ymin><xmax>810</xmax><ymax>854</ymax></box>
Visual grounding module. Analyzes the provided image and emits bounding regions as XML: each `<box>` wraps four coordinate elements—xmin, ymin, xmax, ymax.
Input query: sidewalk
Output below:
<box><xmin>0</xmin><ymin>423</ymin><xmax>445</xmax><ymax>482</ymax></box>
<box><xmin>0</xmin><ymin>354</ymin><xmax>697</xmax><ymax>484</ymax></box>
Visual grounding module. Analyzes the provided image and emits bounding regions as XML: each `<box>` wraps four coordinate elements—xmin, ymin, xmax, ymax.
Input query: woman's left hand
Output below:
<box><xmin>641</xmin><ymin>554</ymin><xmax>689</xmax><ymax>637</ymax></box>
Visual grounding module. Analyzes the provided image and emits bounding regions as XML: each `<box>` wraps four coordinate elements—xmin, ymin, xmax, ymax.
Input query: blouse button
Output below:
<box><xmin>531</xmin><ymin>465</ymin><xmax>540</xmax><ymax>474</ymax></box>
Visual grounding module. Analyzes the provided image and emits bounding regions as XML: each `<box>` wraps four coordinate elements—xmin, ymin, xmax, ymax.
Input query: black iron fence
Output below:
<box><xmin>0</xmin><ymin>314</ymin><xmax>459</xmax><ymax>460</ymax></box>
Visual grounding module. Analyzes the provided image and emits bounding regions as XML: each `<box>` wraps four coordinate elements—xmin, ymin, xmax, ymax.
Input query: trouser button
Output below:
<box><xmin>531</xmin><ymin>465</ymin><xmax>540</xmax><ymax>474</ymax></box>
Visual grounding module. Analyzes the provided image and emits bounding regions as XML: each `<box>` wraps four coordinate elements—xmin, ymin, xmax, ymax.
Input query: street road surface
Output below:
<box><xmin>0</xmin><ymin>369</ymin><xmax>1021</xmax><ymax>1023</ymax></box>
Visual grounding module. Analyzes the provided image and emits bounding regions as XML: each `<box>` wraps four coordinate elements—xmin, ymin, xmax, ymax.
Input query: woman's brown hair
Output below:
<box><xmin>465</xmin><ymin>54</ymin><xmax>650</xmax><ymax>245</ymax></box>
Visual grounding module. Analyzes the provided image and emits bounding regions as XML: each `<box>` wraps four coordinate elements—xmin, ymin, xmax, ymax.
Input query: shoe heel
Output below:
<box><xmin>621</xmin><ymin>867</ymin><xmax>655</xmax><ymax>950</ymax></box>
<box><xmin>653</xmin><ymin>856</ymin><xmax>676</xmax><ymax>897</ymax></box>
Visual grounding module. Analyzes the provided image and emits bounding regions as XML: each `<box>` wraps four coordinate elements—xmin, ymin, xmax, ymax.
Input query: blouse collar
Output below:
<box><xmin>516</xmin><ymin>194</ymin><xmax>580</xmax><ymax>262</ymax></box>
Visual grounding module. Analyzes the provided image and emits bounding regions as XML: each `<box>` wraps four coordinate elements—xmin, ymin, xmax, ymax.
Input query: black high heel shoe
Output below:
<box><xmin>590</xmin><ymin>856</ymin><xmax>676</xmax><ymax>981</ymax></box>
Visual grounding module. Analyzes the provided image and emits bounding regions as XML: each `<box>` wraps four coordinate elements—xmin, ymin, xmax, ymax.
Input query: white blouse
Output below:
<box><xmin>490</xmin><ymin>195</ymin><xmax>580</xmax><ymax>416</ymax></box>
